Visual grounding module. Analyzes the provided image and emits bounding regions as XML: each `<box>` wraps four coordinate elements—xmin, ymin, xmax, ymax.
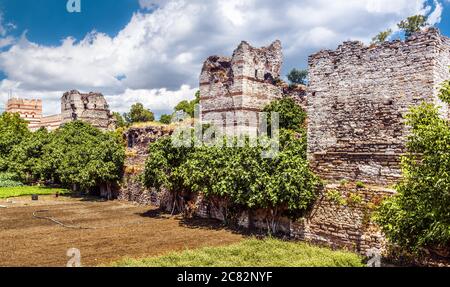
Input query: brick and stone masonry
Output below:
<box><xmin>6</xmin><ymin>98</ymin><xmax>43</xmax><ymax>131</ymax></box>
<box><xmin>118</xmin><ymin>125</ymin><xmax>174</xmax><ymax>205</ymax></box>
<box><xmin>61</xmin><ymin>90</ymin><xmax>116</xmax><ymax>131</ymax></box>
<box><xmin>307</xmin><ymin>28</ymin><xmax>450</xmax><ymax>185</ymax></box>
<box><xmin>200</xmin><ymin>40</ymin><xmax>289</xmax><ymax>136</ymax></box>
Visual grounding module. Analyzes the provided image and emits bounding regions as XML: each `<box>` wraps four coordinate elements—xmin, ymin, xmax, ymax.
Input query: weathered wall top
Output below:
<box><xmin>307</xmin><ymin>28</ymin><xmax>450</xmax><ymax>185</ymax></box>
<box><xmin>61</xmin><ymin>90</ymin><xmax>116</xmax><ymax>131</ymax></box>
<box><xmin>200</xmin><ymin>40</ymin><xmax>305</xmax><ymax>136</ymax></box>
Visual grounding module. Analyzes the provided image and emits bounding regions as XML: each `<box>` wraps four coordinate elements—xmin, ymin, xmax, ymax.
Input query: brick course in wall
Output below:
<box><xmin>307</xmin><ymin>28</ymin><xmax>450</xmax><ymax>185</ymax></box>
<box><xmin>61</xmin><ymin>90</ymin><xmax>116</xmax><ymax>131</ymax></box>
<box><xmin>291</xmin><ymin>184</ymin><xmax>394</xmax><ymax>256</ymax></box>
<box><xmin>200</xmin><ymin>40</ymin><xmax>306</xmax><ymax>136</ymax></box>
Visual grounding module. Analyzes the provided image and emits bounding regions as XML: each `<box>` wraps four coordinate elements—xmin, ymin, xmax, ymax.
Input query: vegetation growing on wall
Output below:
<box><xmin>374</xmin><ymin>82</ymin><xmax>450</xmax><ymax>255</ymax></box>
<box><xmin>262</xmin><ymin>97</ymin><xmax>307</xmax><ymax>135</ymax></box>
<box><xmin>143</xmin><ymin>99</ymin><xmax>321</xmax><ymax>232</ymax></box>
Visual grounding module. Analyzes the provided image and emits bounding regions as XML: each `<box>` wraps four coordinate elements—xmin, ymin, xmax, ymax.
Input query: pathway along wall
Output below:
<box><xmin>307</xmin><ymin>28</ymin><xmax>450</xmax><ymax>185</ymax></box>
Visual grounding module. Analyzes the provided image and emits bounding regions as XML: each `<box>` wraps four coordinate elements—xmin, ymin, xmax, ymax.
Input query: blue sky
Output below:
<box><xmin>0</xmin><ymin>0</ymin><xmax>142</xmax><ymax>46</ymax></box>
<box><xmin>0</xmin><ymin>0</ymin><xmax>449</xmax><ymax>116</ymax></box>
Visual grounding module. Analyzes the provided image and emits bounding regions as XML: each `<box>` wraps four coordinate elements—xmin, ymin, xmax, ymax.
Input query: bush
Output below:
<box><xmin>0</xmin><ymin>172</ymin><xmax>23</xmax><ymax>187</ymax></box>
<box><xmin>374</xmin><ymin>102</ymin><xmax>450</xmax><ymax>253</ymax></box>
<box><xmin>262</xmin><ymin>97</ymin><xmax>307</xmax><ymax>134</ymax></box>
<box><xmin>41</xmin><ymin>121</ymin><xmax>125</xmax><ymax>192</ymax></box>
<box><xmin>143</xmin><ymin>129</ymin><xmax>321</xmax><ymax>232</ymax></box>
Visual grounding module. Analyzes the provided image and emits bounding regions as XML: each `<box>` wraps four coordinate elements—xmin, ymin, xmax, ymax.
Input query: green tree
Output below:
<box><xmin>41</xmin><ymin>121</ymin><xmax>125</xmax><ymax>192</ymax></box>
<box><xmin>287</xmin><ymin>69</ymin><xmax>308</xmax><ymax>86</ymax></box>
<box><xmin>112</xmin><ymin>112</ymin><xmax>127</xmax><ymax>128</ymax></box>
<box><xmin>143</xmin><ymin>129</ymin><xmax>320</xmax><ymax>233</ymax></box>
<box><xmin>7</xmin><ymin>128</ymin><xmax>52</xmax><ymax>183</ymax></box>
<box><xmin>262</xmin><ymin>97</ymin><xmax>307</xmax><ymax>134</ymax></box>
<box><xmin>174</xmin><ymin>91</ymin><xmax>200</xmax><ymax>118</ymax></box>
<box><xmin>124</xmin><ymin>103</ymin><xmax>155</xmax><ymax>123</ymax></box>
<box><xmin>374</xmin><ymin>84</ymin><xmax>450</xmax><ymax>253</ymax></box>
<box><xmin>159</xmin><ymin>114</ymin><xmax>173</xmax><ymax>124</ymax></box>
<box><xmin>0</xmin><ymin>113</ymin><xmax>30</xmax><ymax>171</ymax></box>
<box><xmin>398</xmin><ymin>15</ymin><xmax>428</xmax><ymax>38</ymax></box>
<box><xmin>371</xmin><ymin>29</ymin><xmax>393</xmax><ymax>44</ymax></box>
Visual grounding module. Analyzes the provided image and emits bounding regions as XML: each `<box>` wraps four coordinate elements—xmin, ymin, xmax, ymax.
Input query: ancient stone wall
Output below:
<box><xmin>39</xmin><ymin>114</ymin><xmax>61</xmax><ymax>131</ymax></box>
<box><xmin>291</xmin><ymin>184</ymin><xmax>394</xmax><ymax>256</ymax></box>
<box><xmin>61</xmin><ymin>90</ymin><xmax>115</xmax><ymax>131</ymax></box>
<box><xmin>117</xmin><ymin>125</ymin><xmax>174</xmax><ymax>205</ymax></box>
<box><xmin>200</xmin><ymin>40</ymin><xmax>291</xmax><ymax>136</ymax></box>
<box><xmin>308</xmin><ymin>28</ymin><xmax>450</xmax><ymax>185</ymax></box>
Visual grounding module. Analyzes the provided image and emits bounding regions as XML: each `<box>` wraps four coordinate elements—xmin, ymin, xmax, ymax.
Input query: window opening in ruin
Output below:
<box><xmin>127</xmin><ymin>134</ymin><xmax>134</xmax><ymax>148</ymax></box>
<box><xmin>255</xmin><ymin>69</ymin><xmax>258</xmax><ymax>79</ymax></box>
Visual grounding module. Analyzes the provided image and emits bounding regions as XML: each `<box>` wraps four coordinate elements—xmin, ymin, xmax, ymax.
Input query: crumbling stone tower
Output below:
<box><xmin>308</xmin><ymin>28</ymin><xmax>450</xmax><ymax>185</ymax></box>
<box><xmin>61</xmin><ymin>90</ymin><xmax>116</xmax><ymax>131</ymax></box>
<box><xmin>200</xmin><ymin>40</ymin><xmax>285</xmax><ymax>136</ymax></box>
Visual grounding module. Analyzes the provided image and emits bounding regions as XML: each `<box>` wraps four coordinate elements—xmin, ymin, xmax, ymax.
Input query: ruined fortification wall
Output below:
<box><xmin>6</xmin><ymin>98</ymin><xmax>43</xmax><ymax>131</ymax></box>
<box><xmin>308</xmin><ymin>28</ymin><xmax>450</xmax><ymax>185</ymax></box>
<box><xmin>117</xmin><ymin>125</ymin><xmax>174</xmax><ymax>205</ymax></box>
<box><xmin>291</xmin><ymin>185</ymin><xmax>393</xmax><ymax>256</ymax></box>
<box><xmin>61</xmin><ymin>90</ymin><xmax>115</xmax><ymax>131</ymax></box>
<box><xmin>200</xmin><ymin>41</ymin><xmax>286</xmax><ymax>136</ymax></box>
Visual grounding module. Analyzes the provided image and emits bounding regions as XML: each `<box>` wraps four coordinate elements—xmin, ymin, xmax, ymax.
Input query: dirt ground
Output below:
<box><xmin>0</xmin><ymin>195</ymin><xmax>245</xmax><ymax>267</ymax></box>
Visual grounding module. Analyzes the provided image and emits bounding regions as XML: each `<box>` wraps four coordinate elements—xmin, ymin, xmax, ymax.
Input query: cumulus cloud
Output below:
<box><xmin>0</xmin><ymin>0</ymin><xmax>445</xmax><ymax>116</ymax></box>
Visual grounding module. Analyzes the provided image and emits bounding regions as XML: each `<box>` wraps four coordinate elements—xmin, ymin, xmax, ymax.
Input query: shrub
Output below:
<box><xmin>355</xmin><ymin>181</ymin><xmax>365</xmax><ymax>189</ymax></box>
<box><xmin>0</xmin><ymin>172</ymin><xmax>23</xmax><ymax>187</ymax></box>
<box><xmin>262</xmin><ymin>97</ymin><xmax>307</xmax><ymax>134</ymax></box>
<box><xmin>143</xmin><ymin>129</ymin><xmax>321</xmax><ymax>232</ymax></box>
<box><xmin>374</xmin><ymin>101</ymin><xmax>450</xmax><ymax>253</ymax></box>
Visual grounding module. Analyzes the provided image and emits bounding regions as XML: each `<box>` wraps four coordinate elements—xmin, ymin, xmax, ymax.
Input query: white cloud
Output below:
<box><xmin>0</xmin><ymin>0</ymin><xmax>445</xmax><ymax>116</ymax></box>
<box><xmin>428</xmin><ymin>0</ymin><xmax>444</xmax><ymax>25</ymax></box>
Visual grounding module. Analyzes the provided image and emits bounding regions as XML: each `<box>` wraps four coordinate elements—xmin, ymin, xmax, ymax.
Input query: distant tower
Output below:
<box><xmin>61</xmin><ymin>90</ymin><xmax>116</xmax><ymax>131</ymax></box>
<box><xmin>6</xmin><ymin>97</ymin><xmax>43</xmax><ymax>131</ymax></box>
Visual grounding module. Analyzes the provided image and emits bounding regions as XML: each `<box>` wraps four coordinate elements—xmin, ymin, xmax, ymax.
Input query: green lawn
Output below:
<box><xmin>0</xmin><ymin>186</ymin><xmax>69</xmax><ymax>199</ymax></box>
<box><xmin>111</xmin><ymin>238</ymin><xmax>364</xmax><ymax>267</ymax></box>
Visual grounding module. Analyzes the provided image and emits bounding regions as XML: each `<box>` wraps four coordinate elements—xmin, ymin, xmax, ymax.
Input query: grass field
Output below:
<box><xmin>0</xmin><ymin>186</ymin><xmax>69</xmax><ymax>199</ymax></box>
<box><xmin>111</xmin><ymin>238</ymin><xmax>365</xmax><ymax>267</ymax></box>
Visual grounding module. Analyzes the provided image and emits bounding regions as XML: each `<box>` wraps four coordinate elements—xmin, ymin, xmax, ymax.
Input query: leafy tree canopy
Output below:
<box><xmin>112</xmin><ymin>112</ymin><xmax>127</xmax><ymax>128</ymax></box>
<box><xmin>174</xmin><ymin>91</ymin><xmax>200</xmax><ymax>118</ymax></box>
<box><xmin>398</xmin><ymin>15</ymin><xmax>428</xmax><ymax>38</ymax></box>
<box><xmin>41</xmin><ymin>121</ymin><xmax>125</xmax><ymax>191</ymax></box>
<box><xmin>0</xmin><ymin>113</ymin><xmax>30</xmax><ymax>171</ymax></box>
<box><xmin>262</xmin><ymin>97</ymin><xmax>307</xmax><ymax>134</ymax></box>
<box><xmin>374</xmin><ymin>95</ymin><xmax>450</xmax><ymax>253</ymax></box>
<box><xmin>124</xmin><ymin>103</ymin><xmax>155</xmax><ymax>123</ymax></box>
<box><xmin>371</xmin><ymin>29</ymin><xmax>393</xmax><ymax>44</ymax></box>
<box><xmin>159</xmin><ymin>114</ymin><xmax>173</xmax><ymax>125</ymax></box>
<box><xmin>287</xmin><ymin>69</ymin><xmax>308</xmax><ymax>86</ymax></box>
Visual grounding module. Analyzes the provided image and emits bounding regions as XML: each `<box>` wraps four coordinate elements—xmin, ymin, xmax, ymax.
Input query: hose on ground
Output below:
<box><xmin>32</xmin><ymin>209</ymin><xmax>151</xmax><ymax>230</ymax></box>
<box><xmin>32</xmin><ymin>210</ymin><xmax>96</xmax><ymax>230</ymax></box>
